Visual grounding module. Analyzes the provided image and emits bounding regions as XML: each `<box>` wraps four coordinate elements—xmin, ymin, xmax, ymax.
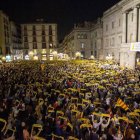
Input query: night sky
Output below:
<box><xmin>0</xmin><ymin>0</ymin><xmax>120</xmax><ymax>41</ymax></box>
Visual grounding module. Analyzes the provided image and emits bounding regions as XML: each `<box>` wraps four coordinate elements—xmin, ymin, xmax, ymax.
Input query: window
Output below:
<box><xmin>33</xmin><ymin>37</ymin><xmax>36</xmax><ymax>42</ymax></box>
<box><xmin>95</xmin><ymin>32</ymin><xmax>97</xmax><ymax>37</ymax></box>
<box><xmin>49</xmin><ymin>43</ymin><xmax>53</xmax><ymax>48</ymax></box>
<box><xmin>106</xmin><ymin>39</ymin><xmax>108</xmax><ymax>47</ymax></box>
<box><xmin>112</xmin><ymin>22</ymin><xmax>114</xmax><ymax>29</ymax></box>
<box><xmin>33</xmin><ymin>43</ymin><xmax>37</xmax><ymax>49</ymax></box>
<box><xmin>33</xmin><ymin>25</ymin><xmax>36</xmax><ymax>30</ymax></box>
<box><xmin>42</xmin><ymin>36</ymin><xmax>46</xmax><ymax>42</ymax></box>
<box><xmin>81</xmin><ymin>43</ymin><xmax>84</xmax><ymax>48</ymax></box>
<box><xmin>6</xmin><ymin>47</ymin><xmax>10</xmax><ymax>54</ymax></box>
<box><xmin>49</xmin><ymin>25</ymin><xmax>52</xmax><ymax>30</ymax></box>
<box><xmin>24</xmin><ymin>37</ymin><xmax>28</xmax><ymax>42</ymax></box>
<box><xmin>42</xmin><ymin>43</ymin><xmax>46</xmax><ymax>49</ymax></box>
<box><xmin>42</xmin><ymin>30</ymin><xmax>45</xmax><ymax>35</ymax></box>
<box><xmin>7</xmin><ymin>32</ymin><xmax>9</xmax><ymax>37</ymax></box>
<box><xmin>91</xmin><ymin>51</ymin><xmax>93</xmax><ymax>55</ymax></box>
<box><xmin>91</xmin><ymin>43</ymin><xmax>93</xmax><ymax>49</ymax></box>
<box><xmin>94</xmin><ymin>51</ymin><xmax>97</xmax><ymax>58</ymax></box>
<box><xmin>81</xmin><ymin>34</ymin><xmax>84</xmax><ymax>39</ymax></box>
<box><xmin>49</xmin><ymin>30</ymin><xmax>52</xmax><ymax>35</ymax></box>
<box><xmin>95</xmin><ymin>42</ymin><xmax>97</xmax><ymax>48</ymax></box>
<box><xmin>77</xmin><ymin>34</ymin><xmax>80</xmax><ymax>39</ymax></box>
<box><xmin>42</xmin><ymin>25</ymin><xmax>45</xmax><ymax>30</ymax></box>
<box><xmin>33</xmin><ymin>31</ymin><xmax>36</xmax><ymax>35</ymax></box>
<box><xmin>106</xmin><ymin>25</ymin><xmax>108</xmax><ymax>31</ymax></box>
<box><xmin>49</xmin><ymin>36</ymin><xmax>52</xmax><ymax>42</ymax></box>
<box><xmin>112</xmin><ymin>52</ymin><xmax>115</xmax><ymax>60</ymax></box>
<box><xmin>132</xmin><ymin>13</ymin><xmax>133</xmax><ymax>21</ymax></box>
<box><xmin>24</xmin><ymin>43</ymin><xmax>29</xmax><ymax>49</ymax></box>
<box><xmin>111</xmin><ymin>38</ymin><xmax>115</xmax><ymax>46</ymax></box>
<box><xmin>119</xmin><ymin>36</ymin><xmax>122</xmax><ymax>44</ymax></box>
<box><xmin>81</xmin><ymin>51</ymin><xmax>85</xmax><ymax>58</ymax></box>
<box><xmin>24</xmin><ymin>26</ymin><xmax>27</xmax><ymax>30</ymax></box>
<box><xmin>49</xmin><ymin>25</ymin><xmax>52</xmax><ymax>35</ymax></box>
<box><xmin>119</xmin><ymin>19</ymin><xmax>122</xmax><ymax>26</ymax></box>
<box><xmin>5</xmin><ymin>31</ymin><xmax>6</xmax><ymax>37</ymax></box>
<box><xmin>24</xmin><ymin>31</ymin><xmax>28</xmax><ymax>36</ymax></box>
<box><xmin>84</xmin><ymin>34</ymin><xmax>87</xmax><ymax>39</ymax></box>
<box><xmin>72</xmin><ymin>44</ymin><xmax>74</xmax><ymax>49</ymax></box>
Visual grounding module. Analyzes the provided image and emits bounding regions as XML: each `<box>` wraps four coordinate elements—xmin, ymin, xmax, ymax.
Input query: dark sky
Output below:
<box><xmin>0</xmin><ymin>0</ymin><xmax>120</xmax><ymax>41</ymax></box>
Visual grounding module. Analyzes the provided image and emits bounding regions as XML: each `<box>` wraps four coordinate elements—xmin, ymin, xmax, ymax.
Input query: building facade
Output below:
<box><xmin>21</xmin><ymin>19</ymin><xmax>58</xmax><ymax>60</ymax></box>
<box><xmin>0</xmin><ymin>10</ymin><xmax>12</xmax><ymax>62</ymax></box>
<box><xmin>10</xmin><ymin>21</ymin><xmax>23</xmax><ymax>60</ymax></box>
<box><xmin>61</xmin><ymin>0</ymin><xmax>140</xmax><ymax>69</ymax></box>
<box><xmin>90</xmin><ymin>18</ymin><xmax>103</xmax><ymax>60</ymax></box>
<box><xmin>61</xmin><ymin>22</ymin><xmax>97</xmax><ymax>60</ymax></box>
<box><xmin>103</xmin><ymin>0</ymin><xmax>140</xmax><ymax>69</ymax></box>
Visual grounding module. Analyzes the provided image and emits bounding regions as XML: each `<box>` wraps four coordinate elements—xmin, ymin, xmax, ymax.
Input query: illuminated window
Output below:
<box><xmin>77</xmin><ymin>34</ymin><xmax>80</xmax><ymax>39</ymax></box>
<box><xmin>81</xmin><ymin>43</ymin><xmax>84</xmax><ymax>48</ymax></box>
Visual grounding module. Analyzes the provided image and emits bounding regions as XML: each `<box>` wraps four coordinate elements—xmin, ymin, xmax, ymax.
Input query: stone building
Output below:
<box><xmin>21</xmin><ymin>19</ymin><xmax>58</xmax><ymax>60</ymax></box>
<box><xmin>60</xmin><ymin>21</ymin><xmax>102</xmax><ymax>60</ymax></box>
<box><xmin>61</xmin><ymin>0</ymin><xmax>140</xmax><ymax>69</ymax></box>
<box><xmin>90</xmin><ymin>18</ymin><xmax>103</xmax><ymax>60</ymax></box>
<box><xmin>103</xmin><ymin>0</ymin><xmax>140</xmax><ymax>69</ymax></box>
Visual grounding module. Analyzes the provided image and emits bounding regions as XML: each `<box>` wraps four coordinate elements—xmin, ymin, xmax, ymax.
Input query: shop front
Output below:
<box><xmin>25</xmin><ymin>55</ymin><xmax>30</xmax><ymax>60</ymax></box>
<box><xmin>42</xmin><ymin>55</ymin><xmax>47</xmax><ymax>60</ymax></box>
<box><xmin>49</xmin><ymin>53</ymin><xmax>54</xmax><ymax>60</ymax></box>
<box><xmin>6</xmin><ymin>56</ymin><xmax>12</xmax><ymax>62</ymax></box>
<box><xmin>33</xmin><ymin>55</ymin><xmax>38</xmax><ymax>60</ymax></box>
<box><xmin>14</xmin><ymin>54</ymin><xmax>23</xmax><ymax>60</ymax></box>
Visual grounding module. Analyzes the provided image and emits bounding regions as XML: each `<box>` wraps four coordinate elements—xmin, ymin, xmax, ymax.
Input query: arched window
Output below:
<box><xmin>84</xmin><ymin>34</ymin><xmax>87</xmax><ymax>39</ymax></box>
<box><xmin>77</xmin><ymin>34</ymin><xmax>81</xmax><ymax>39</ymax></box>
<box><xmin>81</xmin><ymin>34</ymin><xmax>84</xmax><ymax>39</ymax></box>
<box><xmin>81</xmin><ymin>51</ymin><xmax>85</xmax><ymax>58</ymax></box>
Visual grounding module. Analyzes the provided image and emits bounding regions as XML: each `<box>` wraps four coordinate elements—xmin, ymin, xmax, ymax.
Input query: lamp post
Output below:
<box><xmin>2</xmin><ymin>56</ymin><xmax>6</xmax><ymax>63</ymax></box>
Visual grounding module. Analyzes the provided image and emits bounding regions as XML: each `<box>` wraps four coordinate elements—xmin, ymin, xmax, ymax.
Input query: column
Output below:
<box><xmin>53</xmin><ymin>51</ymin><xmax>58</xmax><ymax>60</ymax></box>
<box><xmin>132</xmin><ymin>6</ymin><xmax>138</xmax><ymax>42</ymax></box>
<box><xmin>128</xmin><ymin>52</ymin><xmax>136</xmax><ymax>70</ymax></box>
<box><xmin>138</xmin><ymin>7</ymin><xmax>140</xmax><ymax>42</ymax></box>
<box><xmin>122</xmin><ymin>12</ymin><xmax>127</xmax><ymax>43</ymax></box>
<box><xmin>120</xmin><ymin>52</ymin><xmax>125</xmax><ymax>67</ymax></box>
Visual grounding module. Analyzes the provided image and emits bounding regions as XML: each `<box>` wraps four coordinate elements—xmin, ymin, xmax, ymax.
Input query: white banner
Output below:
<box><xmin>130</xmin><ymin>42</ymin><xmax>140</xmax><ymax>51</ymax></box>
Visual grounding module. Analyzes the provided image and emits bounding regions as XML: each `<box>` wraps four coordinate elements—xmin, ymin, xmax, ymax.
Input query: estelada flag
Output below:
<box><xmin>117</xmin><ymin>98</ymin><xmax>129</xmax><ymax>111</ymax></box>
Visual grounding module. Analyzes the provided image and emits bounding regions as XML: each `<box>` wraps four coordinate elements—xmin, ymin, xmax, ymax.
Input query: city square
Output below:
<box><xmin>0</xmin><ymin>0</ymin><xmax>140</xmax><ymax>140</ymax></box>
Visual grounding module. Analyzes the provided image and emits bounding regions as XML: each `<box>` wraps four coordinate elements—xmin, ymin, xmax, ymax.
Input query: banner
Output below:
<box><xmin>130</xmin><ymin>42</ymin><xmax>140</xmax><ymax>51</ymax></box>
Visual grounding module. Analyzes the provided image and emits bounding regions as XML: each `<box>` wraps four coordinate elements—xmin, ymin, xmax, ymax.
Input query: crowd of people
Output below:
<box><xmin>0</xmin><ymin>60</ymin><xmax>140</xmax><ymax>140</ymax></box>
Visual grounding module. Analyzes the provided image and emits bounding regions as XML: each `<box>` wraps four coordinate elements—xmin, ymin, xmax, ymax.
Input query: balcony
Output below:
<box><xmin>33</xmin><ymin>40</ymin><xmax>37</xmax><ymax>43</ymax></box>
<box><xmin>24</xmin><ymin>47</ymin><xmax>29</xmax><ymax>49</ymax></box>
<box><xmin>13</xmin><ymin>47</ymin><xmax>22</xmax><ymax>50</ymax></box>
<box><xmin>33</xmin><ymin>46</ymin><xmax>37</xmax><ymax>49</ymax></box>
<box><xmin>42</xmin><ymin>32</ymin><xmax>45</xmax><ymax>36</ymax></box>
